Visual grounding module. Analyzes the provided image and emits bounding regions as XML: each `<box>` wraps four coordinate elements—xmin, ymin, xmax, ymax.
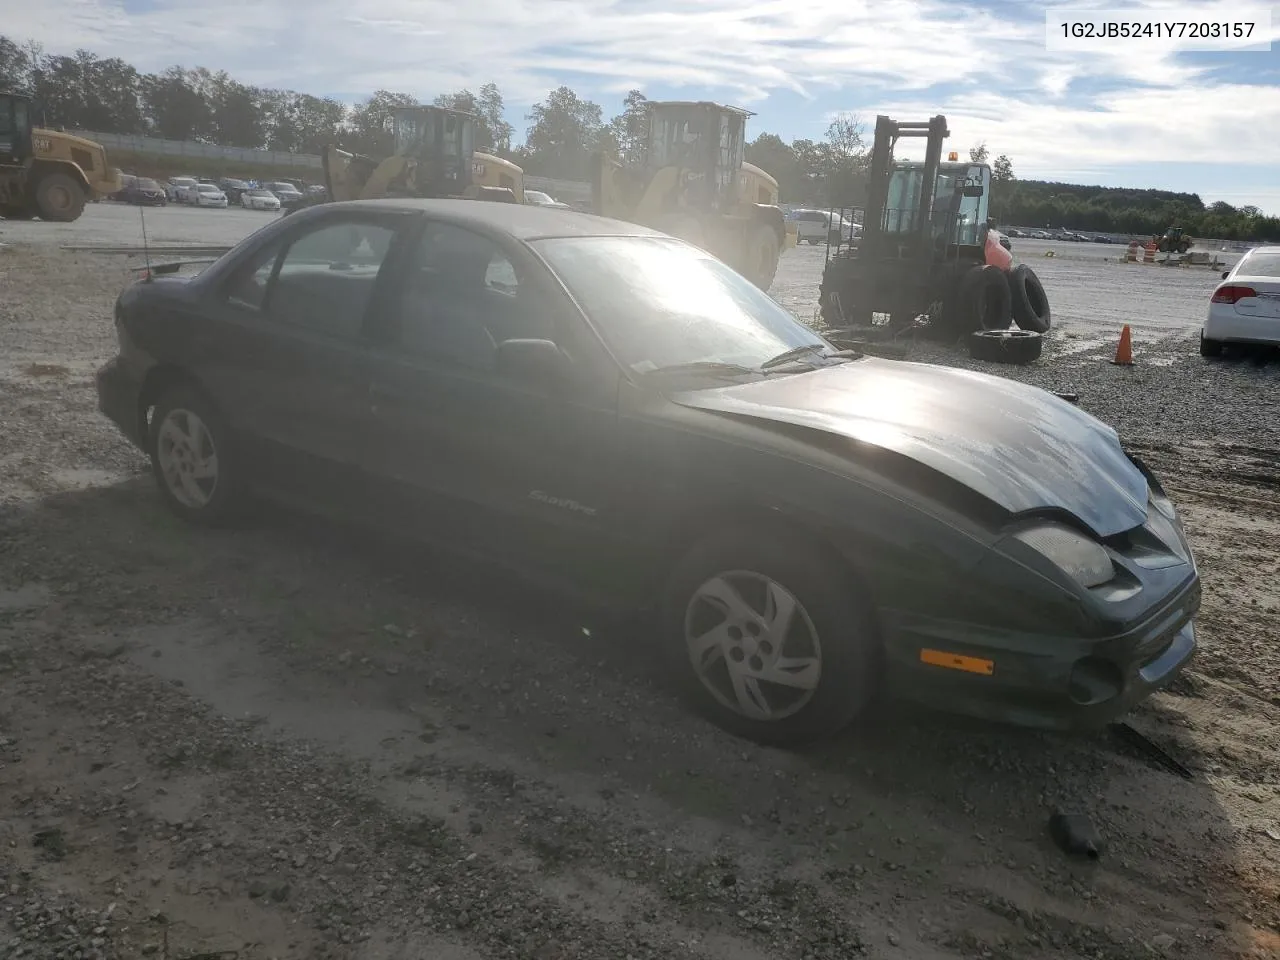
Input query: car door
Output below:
<box><xmin>362</xmin><ymin>218</ymin><xmax>629</xmax><ymax>594</ymax></box>
<box><xmin>190</xmin><ymin>209</ymin><xmax>415</xmax><ymax>513</ymax></box>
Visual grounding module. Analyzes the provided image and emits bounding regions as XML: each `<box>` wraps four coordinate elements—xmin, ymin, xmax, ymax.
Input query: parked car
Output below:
<box><xmin>1093</xmin><ymin>235</ymin><xmax>1114</xmax><ymax>244</ymax></box>
<box><xmin>114</xmin><ymin>175</ymin><xmax>167</xmax><ymax>206</ymax></box>
<box><xmin>218</xmin><ymin>178</ymin><xmax>251</xmax><ymax>203</ymax></box>
<box><xmin>305</xmin><ymin>184</ymin><xmax>328</xmax><ymax>199</ymax></box>
<box><xmin>95</xmin><ymin>199</ymin><xmax>1199</xmax><ymax>746</ymax></box>
<box><xmin>524</xmin><ymin>189</ymin><xmax>571</xmax><ymax>209</ymax></box>
<box><xmin>192</xmin><ymin>183</ymin><xmax>229</xmax><ymax>208</ymax></box>
<box><xmin>241</xmin><ymin>187</ymin><xmax>282</xmax><ymax>211</ymax></box>
<box><xmin>266</xmin><ymin>181</ymin><xmax>305</xmax><ymax>208</ymax></box>
<box><xmin>1201</xmin><ymin>245</ymin><xmax>1280</xmax><ymax>356</ymax></box>
<box><xmin>790</xmin><ymin>208</ymin><xmax>860</xmax><ymax>245</ymax></box>
<box><xmin>166</xmin><ymin>177</ymin><xmax>198</xmax><ymax>203</ymax></box>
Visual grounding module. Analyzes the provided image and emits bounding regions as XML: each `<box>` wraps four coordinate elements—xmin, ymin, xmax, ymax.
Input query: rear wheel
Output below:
<box><xmin>35</xmin><ymin>172</ymin><xmax>87</xmax><ymax>222</ymax></box>
<box><xmin>746</xmin><ymin>224</ymin><xmax>780</xmax><ymax>291</ymax></box>
<box><xmin>662</xmin><ymin>527</ymin><xmax>879</xmax><ymax>746</ymax></box>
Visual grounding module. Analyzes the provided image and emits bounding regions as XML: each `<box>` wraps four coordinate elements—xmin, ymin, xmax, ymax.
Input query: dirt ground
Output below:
<box><xmin>1</xmin><ymin>246</ymin><xmax>1279</xmax><ymax>960</ymax></box>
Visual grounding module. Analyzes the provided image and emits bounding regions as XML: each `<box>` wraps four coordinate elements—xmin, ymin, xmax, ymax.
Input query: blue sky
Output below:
<box><xmin>22</xmin><ymin>0</ymin><xmax>1280</xmax><ymax>213</ymax></box>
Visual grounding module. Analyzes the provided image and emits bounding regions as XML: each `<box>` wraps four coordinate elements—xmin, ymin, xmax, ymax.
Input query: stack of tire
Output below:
<box><xmin>950</xmin><ymin>262</ymin><xmax>1051</xmax><ymax>365</ymax></box>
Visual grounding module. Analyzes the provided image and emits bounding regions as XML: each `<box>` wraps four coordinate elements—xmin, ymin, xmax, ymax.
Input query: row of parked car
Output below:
<box><xmin>112</xmin><ymin>175</ymin><xmax>327</xmax><ymax>212</ymax></box>
<box><xmin>1003</xmin><ymin>227</ymin><xmax>1115</xmax><ymax>244</ymax></box>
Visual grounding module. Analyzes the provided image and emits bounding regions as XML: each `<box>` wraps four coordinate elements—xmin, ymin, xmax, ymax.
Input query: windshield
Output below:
<box><xmin>526</xmin><ymin>191</ymin><xmax>553</xmax><ymax>204</ymax></box>
<box><xmin>247</xmin><ymin>189</ymin><xmax>273</xmax><ymax>197</ymax></box>
<box><xmin>173</xmin><ymin>178</ymin><xmax>195</xmax><ymax>185</ymax></box>
<box><xmin>1238</xmin><ymin>251</ymin><xmax>1280</xmax><ymax>277</ymax></box>
<box><xmin>137</xmin><ymin>178</ymin><xmax>159</xmax><ymax>189</ymax></box>
<box><xmin>534</xmin><ymin>236</ymin><xmax>828</xmax><ymax>372</ymax></box>
<box><xmin>198</xmin><ymin>184</ymin><xmax>220</xmax><ymax>192</ymax></box>
<box><xmin>272</xmin><ymin>183</ymin><xmax>299</xmax><ymax>193</ymax></box>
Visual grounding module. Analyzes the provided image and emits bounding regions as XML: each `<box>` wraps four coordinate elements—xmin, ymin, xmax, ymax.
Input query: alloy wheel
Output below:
<box><xmin>684</xmin><ymin>570</ymin><xmax>822</xmax><ymax>721</ymax></box>
<box><xmin>156</xmin><ymin>407</ymin><xmax>219</xmax><ymax>509</ymax></box>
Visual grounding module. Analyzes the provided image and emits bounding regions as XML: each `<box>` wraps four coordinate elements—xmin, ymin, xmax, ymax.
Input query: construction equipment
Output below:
<box><xmin>292</xmin><ymin>105</ymin><xmax>521</xmax><ymax>214</ymax></box>
<box><xmin>818</xmin><ymin>115</ymin><xmax>1050</xmax><ymax>340</ymax></box>
<box><xmin>0</xmin><ymin>91</ymin><xmax>122</xmax><ymax>222</ymax></box>
<box><xmin>1154</xmin><ymin>225</ymin><xmax>1193</xmax><ymax>254</ymax></box>
<box><xmin>590</xmin><ymin>101</ymin><xmax>787</xmax><ymax>290</ymax></box>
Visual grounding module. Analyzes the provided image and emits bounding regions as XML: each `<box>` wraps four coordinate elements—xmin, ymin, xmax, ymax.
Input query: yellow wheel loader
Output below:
<box><xmin>0</xmin><ymin>92</ymin><xmax>122</xmax><ymax>222</ymax></box>
<box><xmin>292</xmin><ymin>105</ymin><xmax>521</xmax><ymax>215</ymax></box>
<box><xmin>590</xmin><ymin>101</ymin><xmax>788</xmax><ymax>291</ymax></box>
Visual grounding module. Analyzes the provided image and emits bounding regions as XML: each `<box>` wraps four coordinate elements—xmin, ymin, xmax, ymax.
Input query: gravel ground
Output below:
<box><xmin>1</xmin><ymin>244</ymin><xmax>1279</xmax><ymax>960</ymax></box>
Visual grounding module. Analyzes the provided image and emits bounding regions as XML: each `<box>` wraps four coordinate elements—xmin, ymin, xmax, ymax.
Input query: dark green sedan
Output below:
<box><xmin>96</xmin><ymin>199</ymin><xmax>1200</xmax><ymax>746</ymax></box>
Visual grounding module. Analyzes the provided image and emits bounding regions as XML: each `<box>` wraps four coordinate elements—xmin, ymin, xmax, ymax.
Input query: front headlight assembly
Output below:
<box><xmin>1012</xmin><ymin>522</ymin><xmax>1115</xmax><ymax>588</ymax></box>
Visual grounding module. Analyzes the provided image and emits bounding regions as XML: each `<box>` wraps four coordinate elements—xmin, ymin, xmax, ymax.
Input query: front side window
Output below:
<box><xmin>534</xmin><ymin>235</ymin><xmax>825</xmax><ymax>374</ymax></box>
<box><xmin>394</xmin><ymin>221</ymin><xmax>555</xmax><ymax>369</ymax></box>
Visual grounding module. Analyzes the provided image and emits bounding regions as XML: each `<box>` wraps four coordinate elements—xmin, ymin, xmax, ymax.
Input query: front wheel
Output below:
<box><xmin>148</xmin><ymin>384</ymin><xmax>245</xmax><ymax>526</ymax></box>
<box><xmin>662</xmin><ymin>528</ymin><xmax>879</xmax><ymax>746</ymax></box>
<box><xmin>35</xmin><ymin>172</ymin><xmax>87</xmax><ymax>222</ymax></box>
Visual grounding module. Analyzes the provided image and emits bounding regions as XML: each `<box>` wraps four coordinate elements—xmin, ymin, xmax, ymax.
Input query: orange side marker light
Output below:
<box><xmin>920</xmin><ymin>649</ymin><xmax>994</xmax><ymax>676</ymax></box>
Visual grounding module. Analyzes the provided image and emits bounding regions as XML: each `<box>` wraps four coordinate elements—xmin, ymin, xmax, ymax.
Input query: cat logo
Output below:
<box><xmin>33</xmin><ymin>136</ymin><xmax>52</xmax><ymax>153</ymax></box>
<box><xmin>472</xmin><ymin>161</ymin><xmax>486</xmax><ymax>177</ymax></box>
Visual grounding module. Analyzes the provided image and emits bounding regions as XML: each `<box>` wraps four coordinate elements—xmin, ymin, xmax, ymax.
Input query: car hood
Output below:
<box><xmin>668</xmin><ymin>358</ymin><xmax>1149</xmax><ymax>537</ymax></box>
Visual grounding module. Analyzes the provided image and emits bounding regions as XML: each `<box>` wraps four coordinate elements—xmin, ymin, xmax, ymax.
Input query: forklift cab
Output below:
<box><xmin>644</xmin><ymin>101</ymin><xmax>749</xmax><ymax>211</ymax></box>
<box><xmin>390</xmin><ymin>105</ymin><xmax>476</xmax><ymax>194</ymax></box>
<box><xmin>884</xmin><ymin>160</ymin><xmax>991</xmax><ymax>252</ymax></box>
<box><xmin>0</xmin><ymin>92</ymin><xmax>34</xmax><ymax>162</ymax></box>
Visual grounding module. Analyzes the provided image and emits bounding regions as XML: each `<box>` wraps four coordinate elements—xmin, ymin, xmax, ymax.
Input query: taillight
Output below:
<box><xmin>1211</xmin><ymin>285</ymin><xmax>1256</xmax><ymax>304</ymax></box>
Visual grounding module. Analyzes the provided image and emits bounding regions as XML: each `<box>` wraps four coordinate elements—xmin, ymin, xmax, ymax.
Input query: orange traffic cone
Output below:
<box><xmin>1112</xmin><ymin>325</ymin><xmax>1134</xmax><ymax>365</ymax></box>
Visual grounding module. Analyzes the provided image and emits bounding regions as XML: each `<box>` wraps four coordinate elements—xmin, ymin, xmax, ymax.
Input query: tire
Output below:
<box><xmin>35</xmin><ymin>172</ymin><xmax>87</xmax><ymax>222</ymax></box>
<box><xmin>1007</xmin><ymin>264</ymin><xmax>1051</xmax><ymax>332</ymax></box>
<box><xmin>1199</xmin><ymin>331</ymin><xmax>1223</xmax><ymax>357</ymax></box>
<box><xmin>968</xmin><ymin>328</ymin><xmax>1043</xmax><ymax>364</ymax></box>
<box><xmin>661</xmin><ymin>526</ymin><xmax>880</xmax><ymax>746</ymax></box>
<box><xmin>945</xmin><ymin>264</ymin><xmax>1011</xmax><ymax>335</ymax></box>
<box><xmin>148</xmin><ymin>384</ymin><xmax>245</xmax><ymax>526</ymax></box>
<box><xmin>747</xmin><ymin>224</ymin><xmax>780</xmax><ymax>291</ymax></box>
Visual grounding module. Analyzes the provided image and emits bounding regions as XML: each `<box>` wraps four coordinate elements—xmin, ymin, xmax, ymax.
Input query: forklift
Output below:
<box><xmin>817</xmin><ymin>115</ymin><xmax>1049</xmax><ymax>341</ymax></box>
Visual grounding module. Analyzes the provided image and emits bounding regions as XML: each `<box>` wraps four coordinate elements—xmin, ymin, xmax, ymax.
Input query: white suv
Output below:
<box><xmin>790</xmin><ymin>209</ymin><xmax>861</xmax><ymax>245</ymax></box>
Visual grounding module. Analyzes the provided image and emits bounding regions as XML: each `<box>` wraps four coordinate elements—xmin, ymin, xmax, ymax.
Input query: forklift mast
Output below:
<box><xmin>861</xmin><ymin>115</ymin><xmax>949</xmax><ymax>261</ymax></box>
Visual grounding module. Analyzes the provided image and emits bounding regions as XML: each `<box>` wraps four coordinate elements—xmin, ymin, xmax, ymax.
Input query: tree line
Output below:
<box><xmin>1</xmin><ymin>35</ymin><xmax>1275</xmax><ymax>240</ymax></box>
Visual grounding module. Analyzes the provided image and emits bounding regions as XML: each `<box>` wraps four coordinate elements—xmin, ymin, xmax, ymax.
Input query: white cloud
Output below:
<box><xmin>8</xmin><ymin>0</ymin><xmax>1278</xmax><ymax>209</ymax></box>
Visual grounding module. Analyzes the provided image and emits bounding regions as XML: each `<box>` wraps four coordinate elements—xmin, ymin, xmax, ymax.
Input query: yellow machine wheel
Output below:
<box><xmin>747</xmin><ymin>224</ymin><xmax>781</xmax><ymax>291</ymax></box>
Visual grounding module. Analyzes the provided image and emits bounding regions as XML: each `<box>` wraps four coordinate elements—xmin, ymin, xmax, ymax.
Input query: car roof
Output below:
<box><xmin>311</xmin><ymin>198</ymin><xmax>666</xmax><ymax>241</ymax></box>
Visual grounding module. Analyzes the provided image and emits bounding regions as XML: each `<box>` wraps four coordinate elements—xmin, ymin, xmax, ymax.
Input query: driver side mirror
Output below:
<box><xmin>495</xmin><ymin>338</ymin><xmax>571</xmax><ymax>389</ymax></box>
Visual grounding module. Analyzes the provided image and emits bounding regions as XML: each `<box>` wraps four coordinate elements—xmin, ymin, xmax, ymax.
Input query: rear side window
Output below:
<box><xmin>270</xmin><ymin>221</ymin><xmax>397</xmax><ymax>338</ymax></box>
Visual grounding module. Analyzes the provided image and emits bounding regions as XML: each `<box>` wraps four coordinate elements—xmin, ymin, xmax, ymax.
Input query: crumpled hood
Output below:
<box><xmin>670</xmin><ymin>357</ymin><xmax>1149</xmax><ymax>537</ymax></box>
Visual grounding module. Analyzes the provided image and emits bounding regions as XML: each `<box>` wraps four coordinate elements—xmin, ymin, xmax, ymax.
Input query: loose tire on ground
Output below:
<box><xmin>148</xmin><ymin>384</ymin><xmax>245</xmax><ymax>526</ymax></box>
<box><xmin>1007</xmin><ymin>263</ymin><xmax>1051</xmax><ymax>332</ymax></box>
<box><xmin>661</xmin><ymin>526</ymin><xmax>879</xmax><ymax>747</ymax></box>
<box><xmin>968</xmin><ymin>328</ymin><xmax>1043</xmax><ymax>364</ymax></box>
<box><xmin>942</xmin><ymin>264</ymin><xmax>1010</xmax><ymax>336</ymax></box>
<box><xmin>1199</xmin><ymin>331</ymin><xmax>1223</xmax><ymax>357</ymax></box>
<box><xmin>35</xmin><ymin>172</ymin><xmax>87</xmax><ymax>222</ymax></box>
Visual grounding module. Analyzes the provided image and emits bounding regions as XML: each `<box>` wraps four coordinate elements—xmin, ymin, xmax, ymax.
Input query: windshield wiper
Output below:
<box><xmin>642</xmin><ymin>361</ymin><xmax>758</xmax><ymax>378</ymax></box>
<box><xmin>760</xmin><ymin>344</ymin><xmax>860</xmax><ymax>370</ymax></box>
